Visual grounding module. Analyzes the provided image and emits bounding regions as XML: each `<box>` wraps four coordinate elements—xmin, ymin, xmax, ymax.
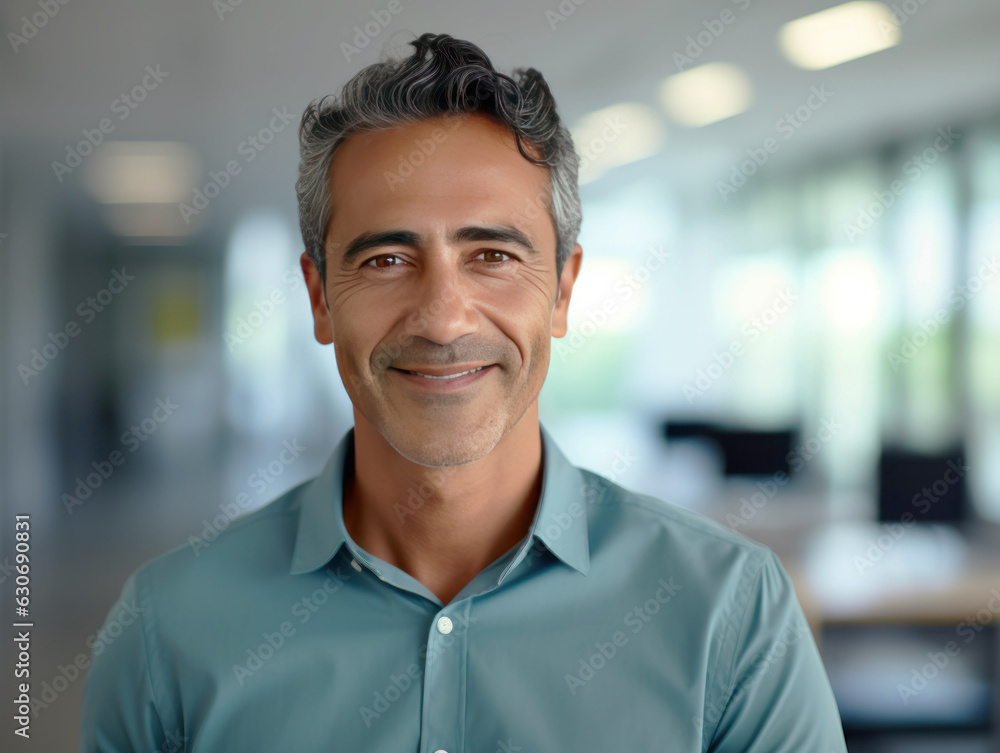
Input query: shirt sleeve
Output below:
<box><xmin>79</xmin><ymin>568</ymin><xmax>169</xmax><ymax>753</ymax></box>
<box><xmin>707</xmin><ymin>549</ymin><xmax>848</xmax><ymax>753</ymax></box>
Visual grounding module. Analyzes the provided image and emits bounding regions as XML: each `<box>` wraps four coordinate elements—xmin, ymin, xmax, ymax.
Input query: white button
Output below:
<box><xmin>436</xmin><ymin>616</ymin><xmax>453</xmax><ymax>634</ymax></box>
<box><xmin>433</xmin><ymin>749</ymin><xmax>448</xmax><ymax>753</ymax></box>
<box><xmin>350</xmin><ymin>558</ymin><xmax>362</xmax><ymax>572</ymax></box>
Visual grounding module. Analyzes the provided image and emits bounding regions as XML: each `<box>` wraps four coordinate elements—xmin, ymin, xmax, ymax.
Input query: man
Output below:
<box><xmin>80</xmin><ymin>33</ymin><xmax>847</xmax><ymax>752</ymax></box>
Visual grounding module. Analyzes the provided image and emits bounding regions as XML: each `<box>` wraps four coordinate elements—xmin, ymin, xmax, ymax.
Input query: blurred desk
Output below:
<box><xmin>693</xmin><ymin>484</ymin><xmax>1000</xmax><ymax>629</ymax></box>
<box><xmin>793</xmin><ymin>522</ymin><xmax>1000</xmax><ymax>628</ymax></box>
<box><xmin>701</xmin><ymin>500</ymin><xmax>1000</xmax><ymax>749</ymax></box>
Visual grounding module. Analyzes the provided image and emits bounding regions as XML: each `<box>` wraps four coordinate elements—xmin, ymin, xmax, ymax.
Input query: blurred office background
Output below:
<box><xmin>2</xmin><ymin>0</ymin><xmax>1000</xmax><ymax>750</ymax></box>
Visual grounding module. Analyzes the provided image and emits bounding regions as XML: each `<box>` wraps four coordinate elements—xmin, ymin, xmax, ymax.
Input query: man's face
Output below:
<box><xmin>302</xmin><ymin>112</ymin><xmax>581</xmax><ymax>468</ymax></box>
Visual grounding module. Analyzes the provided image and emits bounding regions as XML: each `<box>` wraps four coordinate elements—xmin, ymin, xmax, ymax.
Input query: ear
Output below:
<box><xmin>551</xmin><ymin>244</ymin><xmax>583</xmax><ymax>339</ymax></box>
<box><xmin>301</xmin><ymin>251</ymin><xmax>333</xmax><ymax>344</ymax></box>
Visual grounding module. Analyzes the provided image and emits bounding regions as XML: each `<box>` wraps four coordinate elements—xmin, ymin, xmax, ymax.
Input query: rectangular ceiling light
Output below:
<box><xmin>780</xmin><ymin>1</ymin><xmax>900</xmax><ymax>71</ymax></box>
<box><xmin>571</xmin><ymin>103</ymin><xmax>666</xmax><ymax>183</ymax></box>
<box><xmin>103</xmin><ymin>203</ymin><xmax>202</xmax><ymax>242</ymax></box>
<box><xmin>82</xmin><ymin>141</ymin><xmax>200</xmax><ymax>204</ymax></box>
<box><xmin>659</xmin><ymin>62</ymin><xmax>753</xmax><ymax>128</ymax></box>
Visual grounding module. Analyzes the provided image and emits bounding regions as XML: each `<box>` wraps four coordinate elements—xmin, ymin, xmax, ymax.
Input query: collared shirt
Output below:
<box><xmin>80</xmin><ymin>423</ymin><xmax>847</xmax><ymax>752</ymax></box>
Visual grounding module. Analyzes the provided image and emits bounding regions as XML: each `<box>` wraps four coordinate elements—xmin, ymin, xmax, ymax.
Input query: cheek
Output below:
<box><xmin>503</xmin><ymin>317</ymin><xmax>551</xmax><ymax>379</ymax></box>
<box><xmin>331</xmin><ymin>313</ymin><xmax>375</xmax><ymax>378</ymax></box>
<box><xmin>333</xmin><ymin>295</ymin><xmax>414</xmax><ymax>380</ymax></box>
<box><xmin>528</xmin><ymin>327</ymin><xmax>551</xmax><ymax>373</ymax></box>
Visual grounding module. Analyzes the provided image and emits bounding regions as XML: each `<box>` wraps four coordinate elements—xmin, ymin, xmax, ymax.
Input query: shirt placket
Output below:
<box><xmin>419</xmin><ymin>599</ymin><xmax>471</xmax><ymax>753</ymax></box>
<box><xmin>417</xmin><ymin>541</ymin><xmax>535</xmax><ymax>753</ymax></box>
<box><xmin>345</xmin><ymin>535</ymin><xmax>535</xmax><ymax>753</ymax></box>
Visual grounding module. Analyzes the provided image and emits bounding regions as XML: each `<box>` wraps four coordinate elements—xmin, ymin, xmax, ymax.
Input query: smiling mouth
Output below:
<box><xmin>393</xmin><ymin>366</ymin><xmax>489</xmax><ymax>380</ymax></box>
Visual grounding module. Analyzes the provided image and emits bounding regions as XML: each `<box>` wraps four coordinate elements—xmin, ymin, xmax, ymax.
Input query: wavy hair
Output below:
<box><xmin>295</xmin><ymin>32</ymin><xmax>581</xmax><ymax>282</ymax></box>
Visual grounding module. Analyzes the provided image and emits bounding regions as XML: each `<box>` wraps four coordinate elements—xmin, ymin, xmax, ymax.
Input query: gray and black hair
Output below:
<box><xmin>295</xmin><ymin>32</ymin><xmax>582</xmax><ymax>283</ymax></box>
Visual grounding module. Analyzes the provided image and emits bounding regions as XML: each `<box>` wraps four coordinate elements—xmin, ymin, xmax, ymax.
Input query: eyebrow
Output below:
<box><xmin>338</xmin><ymin>225</ymin><xmax>539</xmax><ymax>269</ymax></box>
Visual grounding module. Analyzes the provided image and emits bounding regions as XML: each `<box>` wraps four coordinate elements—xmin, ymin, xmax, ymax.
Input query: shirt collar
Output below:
<box><xmin>289</xmin><ymin>422</ymin><xmax>590</xmax><ymax>577</ymax></box>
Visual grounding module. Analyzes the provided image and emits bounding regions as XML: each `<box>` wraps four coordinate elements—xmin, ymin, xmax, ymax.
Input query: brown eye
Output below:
<box><xmin>480</xmin><ymin>250</ymin><xmax>512</xmax><ymax>264</ymax></box>
<box><xmin>364</xmin><ymin>254</ymin><xmax>402</xmax><ymax>269</ymax></box>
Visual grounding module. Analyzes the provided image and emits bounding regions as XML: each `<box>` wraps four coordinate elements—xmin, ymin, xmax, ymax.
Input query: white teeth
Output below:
<box><xmin>410</xmin><ymin>366</ymin><xmax>485</xmax><ymax>380</ymax></box>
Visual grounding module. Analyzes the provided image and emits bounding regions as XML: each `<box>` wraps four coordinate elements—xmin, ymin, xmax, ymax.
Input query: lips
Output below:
<box><xmin>395</xmin><ymin>365</ymin><xmax>489</xmax><ymax>380</ymax></box>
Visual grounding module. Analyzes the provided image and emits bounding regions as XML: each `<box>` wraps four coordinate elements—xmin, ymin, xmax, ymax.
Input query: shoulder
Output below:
<box><xmin>580</xmin><ymin>468</ymin><xmax>776</xmax><ymax>591</ymax></box>
<box><xmin>124</xmin><ymin>476</ymin><xmax>311</xmax><ymax>606</ymax></box>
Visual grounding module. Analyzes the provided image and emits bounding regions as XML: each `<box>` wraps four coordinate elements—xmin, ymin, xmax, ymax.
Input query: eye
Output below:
<box><xmin>361</xmin><ymin>254</ymin><xmax>405</xmax><ymax>270</ymax></box>
<box><xmin>477</xmin><ymin>250</ymin><xmax>514</xmax><ymax>265</ymax></box>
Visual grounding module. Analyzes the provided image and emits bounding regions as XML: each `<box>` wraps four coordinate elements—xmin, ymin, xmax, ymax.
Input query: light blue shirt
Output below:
<box><xmin>80</xmin><ymin>423</ymin><xmax>847</xmax><ymax>752</ymax></box>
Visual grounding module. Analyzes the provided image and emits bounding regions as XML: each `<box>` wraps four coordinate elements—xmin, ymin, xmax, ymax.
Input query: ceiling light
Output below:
<box><xmin>83</xmin><ymin>141</ymin><xmax>200</xmax><ymax>204</ymax></box>
<box><xmin>659</xmin><ymin>62</ymin><xmax>753</xmax><ymax>127</ymax></box>
<box><xmin>571</xmin><ymin>103</ymin><xmax>666</xmax><ymax>184</ymax></box>
<box><xmin>102</xmin><ymin>203</ymin><xmax>202</xmax><ymax>243</ymax></box>
<box><xmin>779</xmin><ymin>2</ymin><xmax>900</xmax><ymax>71</ymax></box>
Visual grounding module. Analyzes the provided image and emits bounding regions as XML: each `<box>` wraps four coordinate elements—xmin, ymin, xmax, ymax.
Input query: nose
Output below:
<box><xmin>403</xmin><ymin>256</ymin><xmax>480</xmax><ymax>346</ymax></box>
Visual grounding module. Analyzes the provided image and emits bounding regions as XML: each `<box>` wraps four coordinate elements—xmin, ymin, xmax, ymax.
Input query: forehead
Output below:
<box><xmin>325</xmin><ymin>113</ymin><xmax>553</xmax><ymax>245</ymax></box>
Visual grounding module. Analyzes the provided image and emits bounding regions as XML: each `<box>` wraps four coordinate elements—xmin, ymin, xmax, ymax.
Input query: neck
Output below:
<box><xmin>343</xmin><ymin>406</ymin><xmax>544</xmax><ymax>605</ymax></box>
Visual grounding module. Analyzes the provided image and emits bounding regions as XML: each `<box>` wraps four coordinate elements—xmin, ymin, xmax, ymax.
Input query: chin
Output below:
<box><xmin>384</xmin><ymin>413</ymin><xmax>507</xmax><ymax>468</ymax></box>
<box><xmin>389</xmin><ymin>435</ymin><xmax>493</xmax><ymax>468</ymax></box>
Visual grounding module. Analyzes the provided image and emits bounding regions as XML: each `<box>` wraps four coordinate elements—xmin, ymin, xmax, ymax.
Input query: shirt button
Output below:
<box><xmin>350</xmin><ymin>558</ymin><xmax>362</xmax><ymax>572</ymax></box>
<box><xmin>436</xmin><ymin>616</ymin><xmax>453</xmax><ymax>635</ymax></box>
<box><xmin>433</xmin><ymin>749</ymin><xmax>448</xmax><ymax>753</ymax></box>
